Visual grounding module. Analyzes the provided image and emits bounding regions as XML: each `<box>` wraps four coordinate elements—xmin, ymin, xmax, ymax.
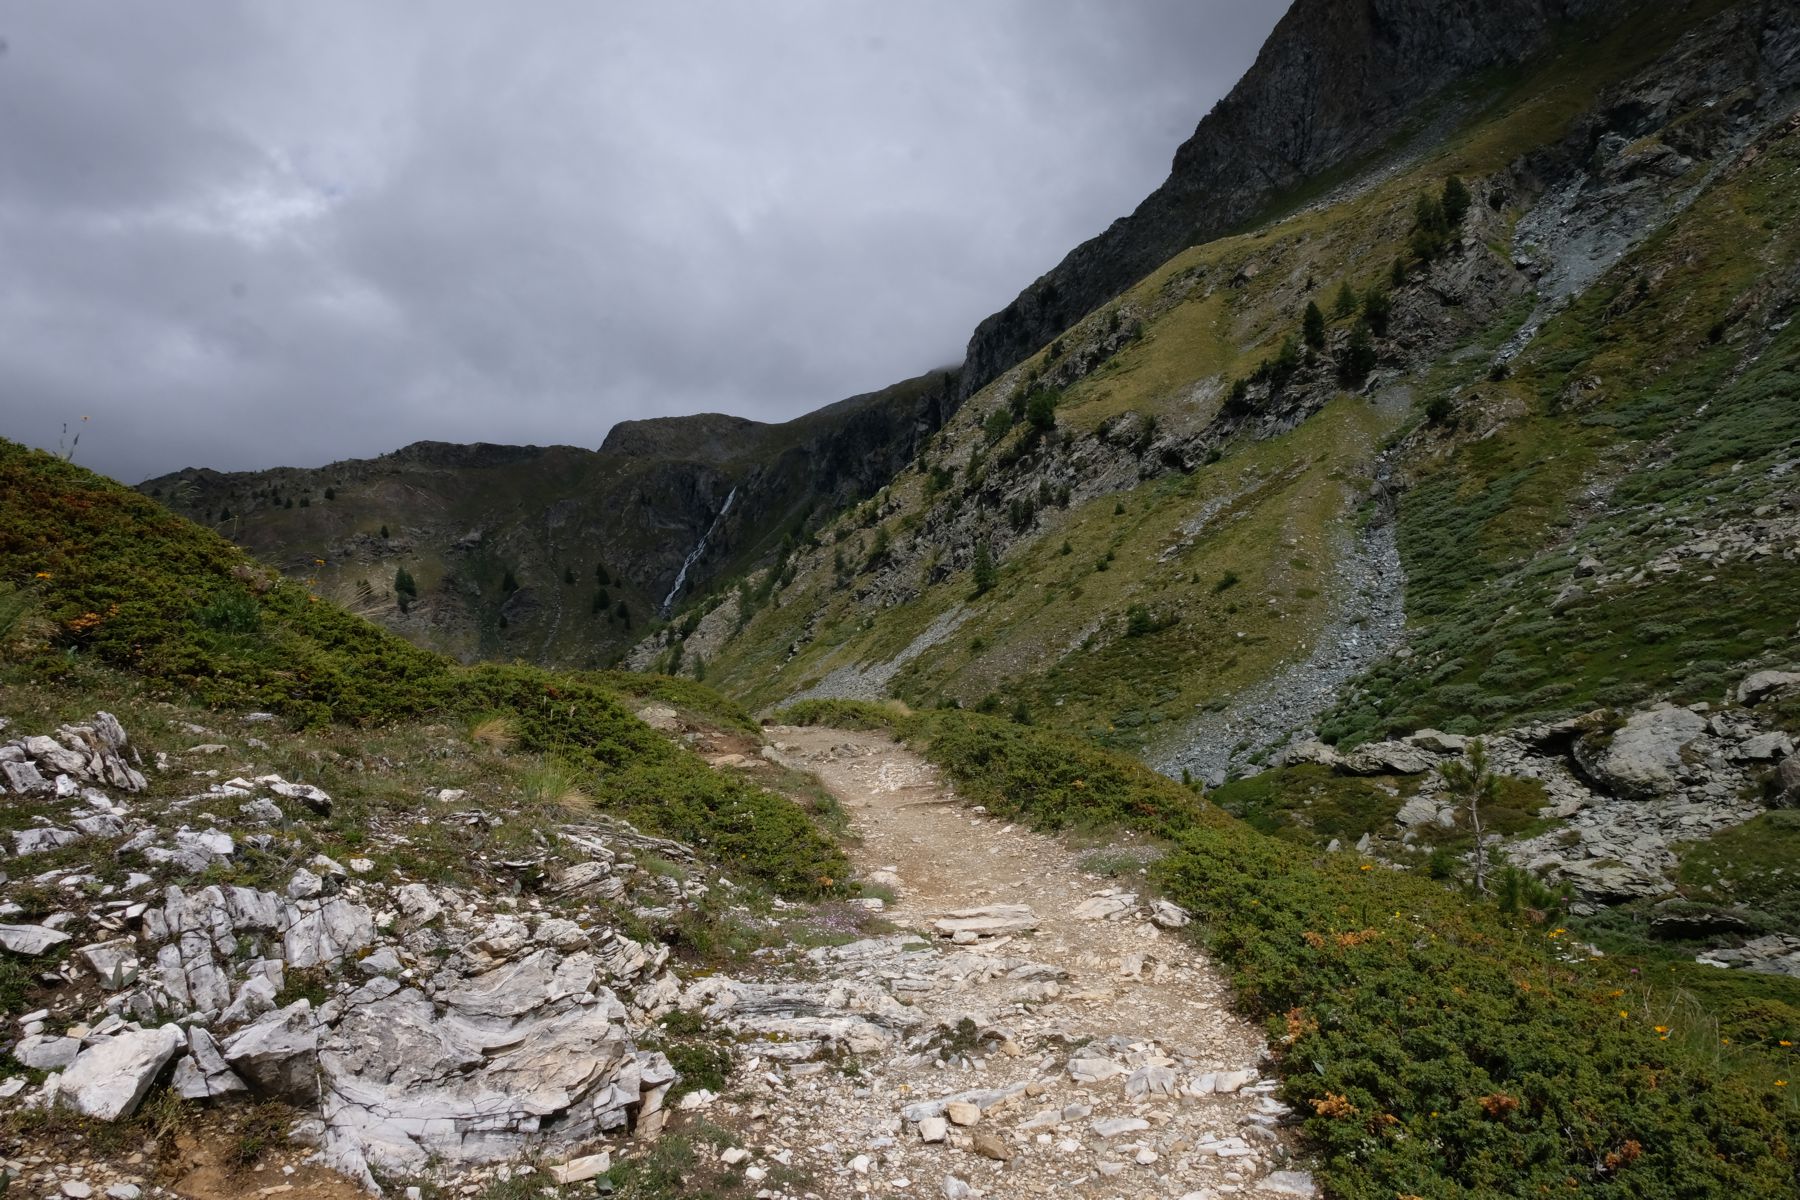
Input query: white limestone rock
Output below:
<box><xmin>59</xmin><ymin>1024</ymin><xmax>185</xmax><ymax>1120</ymax></box>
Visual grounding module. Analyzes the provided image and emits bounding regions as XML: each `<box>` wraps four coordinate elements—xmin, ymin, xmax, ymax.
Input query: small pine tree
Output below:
<box><xmin>324</xmin><ymin>486</ymin><xmax>336</xmax><ymax>500</ymax></box>
<box><xmin>592</xmin><ymin>588</ymin><xmax>610</xmax><ymax>614</ymax></box>
<box><xmin>1439</xmin><ymin>739</ymin><xmax>1500</xmax><ymax>894</ymax></box>
<box><xmin>1332</xmin><ymin>282</ymin><xmax>1358</xmax><ymax>319</ymax></box>
<box><xmin>1362</xmin><ymin>288</ymin><xmax>1393</xmax><ymax>337</ymax></box>
<box><xmin>615</xmin><ymin>600</ymin><xmax>630</xmax><ymax>628</ymax></box>
<box><xmin>501</xmin><ymin>569</ymin><xmax>519</xmax><ymax>593</ymax></box>
<box><xmin>1340</xmin><ymin>321</ymin><xmax>1378</xmax><ymax>385</ymax></box>
<box><xmin>1272</xmin><ymin>334</ymin><xmax>1302</xmax><ymax>383</ymax></box>
<box><xmin>595</xmin><ymin>563</ymin><xmax>611</xmax><ymax>586</ymax></box>
<box><xmin>1391</xmin><ymin>256</ymin><xmax>1409</xmax><ymax>289</ymax></box>
<box><xmin>379</xmin><ymin>524</ymin><xmax>390</xmax><ymax>539</ymax></box>
<box><xmin>562</xmin><ymin>565</ymin><xmax>575</xmax><ymax>585</ymax></box>
<box><xmin>1302</xmin><ymin>301</ymin><xmax>1327</xmax><ymax>351</ymax></box>
<box><xmin>971</xmin><ymin>543</ymin><xmax>997</xmax><ymax>596</ymax></box>
<box><xmin>219</xmin><ymin>507</ymin><xmax>231</xmax><ymax>521</ymax></box>
<box><xmin>299</xmin><ymin>496</ymin><xmax>310</xmax><ymax>508</ymax></box>
<box><xmin>983</xmin><ymin>407</ymin><xmax>1013</xmax><ymax>444</ymax></box>
<box><xmin>1441</xmin><ymin>175</ymin><xmax>1472</xmax><ymax>227</ymax></box>
<box><xmin>1026</xmin><ymin>388</ymin><xmax>1058</xmax><ymax>433</ymax></box>
<box><xmin>284</xmin><ymin>498</ymin><xmax>293</xmax><ymax>509</ymax></box>
<box><xmin>394</xmin><ymin>567</ymin><xmax>417</xmax><ymax>597</ymax></box>
<box><xmin>1411</xmin><ymin>192</ymin><xmax>1450</xmax><ymax>261</ymax></box>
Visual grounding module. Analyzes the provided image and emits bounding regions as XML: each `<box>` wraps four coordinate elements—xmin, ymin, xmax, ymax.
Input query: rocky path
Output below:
<box><xmin>700</xmin><ymin>727</ymin><xmax>1313</xmax><ymax>1200</ymax></box>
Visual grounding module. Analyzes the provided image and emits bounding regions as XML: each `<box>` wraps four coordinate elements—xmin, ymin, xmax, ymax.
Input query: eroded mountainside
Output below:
<box><xmin>958</xmin><ymin>0</ymin><xmax>1641</xmax><ymax>398</ymax></box>
<box><xmin>138</xmin><ymin>369</ymin><xmax>957</xmax><ymax>669</ymax></box>
<box><xmin>635</xmin><ymin>0</ymin><xmax>1800</xmax><ymax>1001</ymax></box>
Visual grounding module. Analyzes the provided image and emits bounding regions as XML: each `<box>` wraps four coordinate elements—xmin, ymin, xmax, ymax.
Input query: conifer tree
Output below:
<box><xmin>1302</xmin><ymin>301</ymin><xmax>1327</xmax><ymax>350</ymax></box>
<box><xmin>1441</xmin><ymin>175</ymin><xmax>1472</xmax><ymax>227</ymax></box>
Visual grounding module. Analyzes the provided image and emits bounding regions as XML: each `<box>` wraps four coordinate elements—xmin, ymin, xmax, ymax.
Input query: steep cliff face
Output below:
<box><xmin>958</xmin><ymin>0</ymin><xmax>1632</xmax><ymax>398</ymax></box>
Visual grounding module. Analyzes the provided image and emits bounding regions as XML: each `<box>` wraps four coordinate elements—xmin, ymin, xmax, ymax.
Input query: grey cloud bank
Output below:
<box><xmin>0</xmin><ymin>2</ymin><xmax>1283</xmax><ymax>483</ymax></box>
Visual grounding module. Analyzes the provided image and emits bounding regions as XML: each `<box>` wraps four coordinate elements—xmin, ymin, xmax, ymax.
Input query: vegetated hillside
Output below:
<box><xmin>136</xmin><ymin>367</ymin><xmax>958</xmax><ymax>671</ymax></box>
<box><xmin>0</xmin><ymin>438</ymin><xmax>847</xmax><ymax>896</ymax></box>
<box><xmin>639</xmin><ymin>0</ymin><xmax>1800</xmax><ymax>1055</ymax></box>
<box><xmin>658</xmin><ymin>0</ymin><xmax>1797</xmax><ymax>750</ymax></box>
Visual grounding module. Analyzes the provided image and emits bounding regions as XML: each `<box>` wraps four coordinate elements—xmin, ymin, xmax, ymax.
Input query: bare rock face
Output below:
<box><xmin>318</xmin><ymin>971</ymin><xmax>664</xmax><ymax>1178</ymax></box>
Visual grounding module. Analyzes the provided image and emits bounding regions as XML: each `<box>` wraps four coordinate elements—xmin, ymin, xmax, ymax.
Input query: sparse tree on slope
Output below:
<box><xmin>1303</xmin><ymin>301</ymin><xmax>1327</xmax><ymax>351</ymax></box>
<box><xmin>1439</xmin><ymin>738</ymin><xmax>1500</xmax><ymax>894</ymax></box>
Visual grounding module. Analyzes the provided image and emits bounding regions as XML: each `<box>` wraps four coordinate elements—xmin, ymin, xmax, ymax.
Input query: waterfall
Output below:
<box><xmin>660</xmin><ymin>487</ymin><xmax>737</xmax><ymax>616</ymax></box>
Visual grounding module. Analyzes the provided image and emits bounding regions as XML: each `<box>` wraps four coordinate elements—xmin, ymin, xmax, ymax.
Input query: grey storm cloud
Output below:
<box><xmin>0</xmin><ymin>2</ymin><xmax>1285</xmax><ymax>483</ymax></box>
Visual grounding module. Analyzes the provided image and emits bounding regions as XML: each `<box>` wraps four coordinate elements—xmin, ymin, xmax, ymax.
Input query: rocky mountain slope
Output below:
<box><xmin>633</xmin><ymin>0</ymin><xmax>1800</xmax><ymax>1046</ymax></box>
<box><xmin>956</xmin><ymin>0</ymin><xmax>1639</xmax><ymax>399</ymax></box>
<box><xmin>137</xmin><ymin>369</ymin><xmax>957</xmax><ymax>670</ymax></box>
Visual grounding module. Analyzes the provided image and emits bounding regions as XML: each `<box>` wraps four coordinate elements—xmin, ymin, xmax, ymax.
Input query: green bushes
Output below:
<box><xmin>0</xmin><ymin>440</ymin><xmax>845</xmax><ymax>897</ymax></box>
<box><xmin>776</xmin><ymin>703</ymin><xmax>1799</xmax><ymax>1197</ymax></box>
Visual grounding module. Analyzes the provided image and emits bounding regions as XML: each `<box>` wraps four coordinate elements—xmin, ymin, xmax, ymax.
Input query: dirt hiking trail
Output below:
<box><xmin>701</xmin><ymin>726</ymin><xmax>1314</xmax><ymax>1200</ymax></box>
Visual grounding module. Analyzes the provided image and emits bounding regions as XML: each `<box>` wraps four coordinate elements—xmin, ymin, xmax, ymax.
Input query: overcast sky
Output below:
<box><xmin>0</xmin><ymin>2</ymin><xmax>1282</xmax><ymax>483</ymax></box>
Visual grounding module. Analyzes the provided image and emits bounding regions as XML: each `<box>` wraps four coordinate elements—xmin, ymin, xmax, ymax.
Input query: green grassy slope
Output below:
<box><xmin>1320</xmin><ymin>114</ymin><xmax>1800</xmax><ymax>743</ymax></box>
<box><xmin>0</xmin><ymin>440</ymin><xmax>845</xmax><ymax>896</ymax></box>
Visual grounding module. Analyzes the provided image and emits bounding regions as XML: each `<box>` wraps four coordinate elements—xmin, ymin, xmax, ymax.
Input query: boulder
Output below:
<box><xmin>1405</xmin><ymin>729</ymin><xmax>1468</xmax><ymax>754</ymax></box>
<box><xmin>1150</xmin><ymin>899</ymin><xmax>1191</xmax><ymax>929</ymax></box>
<box><xmin>1737</xmin><ymin>669</ymin><xmax>1800</xmax><ymax>705</ymax></box>
<box><xmin>222</xmin><ymin>1000</ymin><xmax>322</xmax><ymax>1101</ymax></box>
<box><xmin>2</xmin><ymin>760</ymin><xmax>50</xmax><ymax>794</ymax></box>
<box><xmin>76</xmin><ymin>939</ymin><xmax>142</xmax><ymax>988</ymax></box>
<box><xmin>1339</xmin><ymin>741</ymin><xmax>1438</xmax><ymax>775</ymax></box>
<box><xmin>58</xmin><ymin>1024</ymin><xmax>185</xmax><ymax>1120</ymax></box>
<box><xmin>270</xmin><ymin>781</ymin><xmax>333</xmax><ymax>816</ymax></box>
<box><xmin>931</xmin><ymin>906</ymin><xmax>1038</xmax><ymax>938</ymax></box>
<box><xmin>1071</xmin><ymin>894</ymin><xmax>1136</xmax><ymax>921</ymax></box>
<box><xmin>14</xmin><ymin>1033</ymin><xmax>81</xmax><ymax>1071</ymax></box>
<box><xmin>1279</xmin><ymin>740</ymin><xmax>1341</xmax><ymax>769</ymax></box>
<box><xmin>1732</xmin><ymin>732</ymin><xmax>1794</xmax><ymax>762</ymax></box>
<box><xmin>171</xmin><ymin>1027</ymin><xmax>248</xmax><ymax>1099</ymax></box>
<box><xmin>1575</xmin><ymin>706</ymin><xmax>1708</xmax><ymax>799</ymax></box>
<box><xmin>12</xmin><ymin>826</ymin><xmax>80</xmax><ymax>855</ymax></box>
<box><xmin>1775</xmin><ymin>755</ymin><xmax>1800</xmax><ymax>807</ymax></box>
<box><xmin>0</xmin><ymin>923</ymin><xmax>72</xmax><ymax>955</ymax></box>
<box><xmin>549</xmin><ymin>1154</ymin><xmax>612</xmax><ymax>1185</ymax></box>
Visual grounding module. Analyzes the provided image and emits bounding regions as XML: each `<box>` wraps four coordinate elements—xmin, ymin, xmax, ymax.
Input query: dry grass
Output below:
<box><xmin>467</xmin><ymin>712</ymin><xmax>517</xmax><ymax>752</ymax></box>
